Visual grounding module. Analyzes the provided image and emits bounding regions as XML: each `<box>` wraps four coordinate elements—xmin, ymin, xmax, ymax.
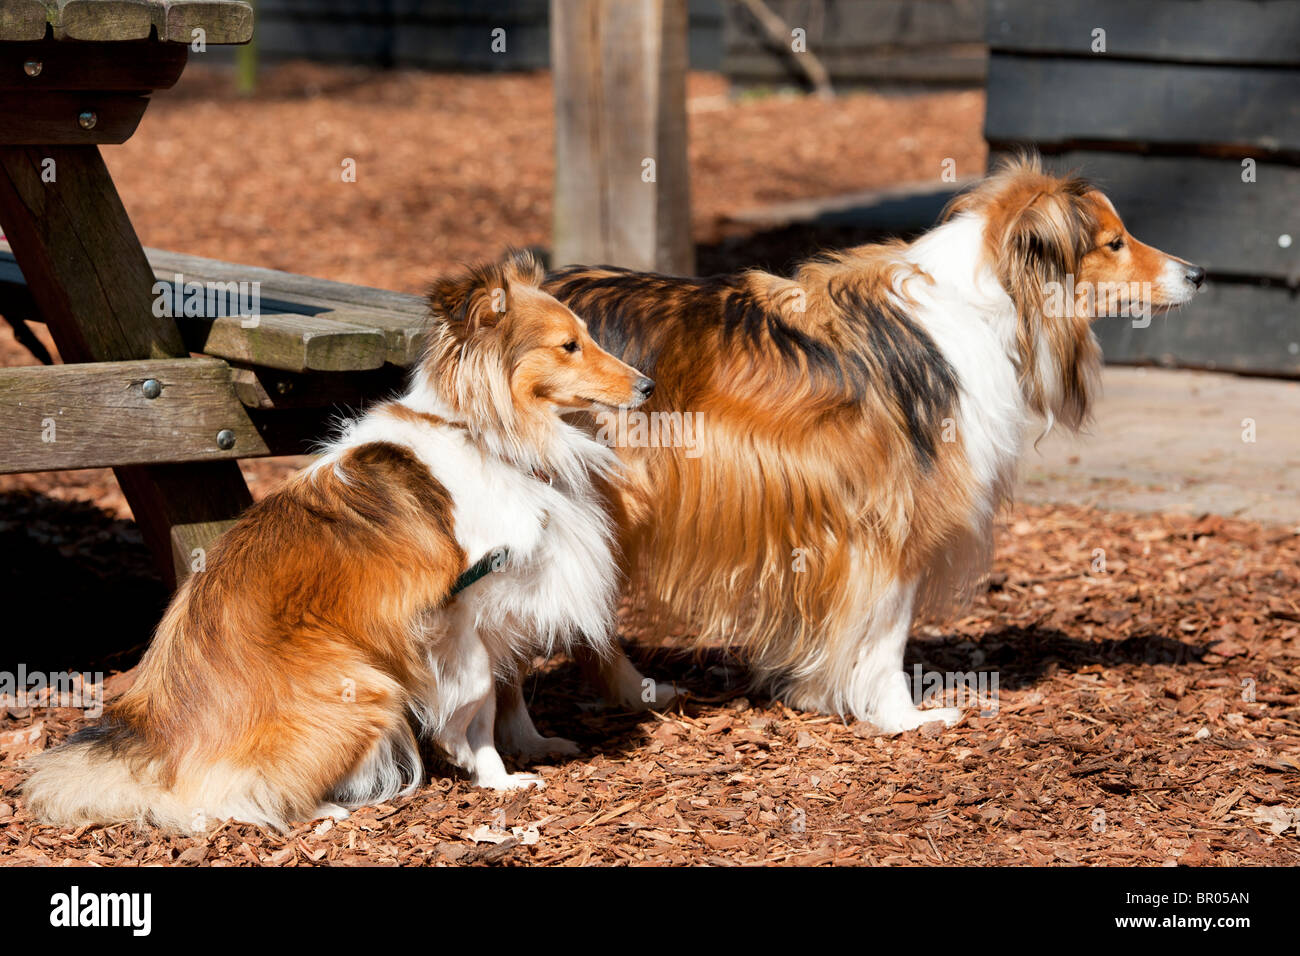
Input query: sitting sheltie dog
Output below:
<box><xmin>548</xmin><ymin>155</ymin><xmax>1204</xmax><ymax>732</ymax></box>
<box><xmin>24</xmin><ymin>252</ymin><xmax>658</xmax><ymax>832</ymax></box>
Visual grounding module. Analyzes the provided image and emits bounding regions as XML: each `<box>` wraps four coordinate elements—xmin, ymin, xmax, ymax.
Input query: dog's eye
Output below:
<box><xmin>561</xmin><ymin>340</ymin><xmax>580</xmax><ymax>353</ymax></box>
<box><xmin>1108</xmin><ymin>237</ymin><xmax>1125</xmax><ymax>251</ymax></box>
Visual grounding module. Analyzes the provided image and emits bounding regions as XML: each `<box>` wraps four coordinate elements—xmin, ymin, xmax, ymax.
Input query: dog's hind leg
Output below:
<box><xmin>495</xmin><ymin>671</ymin><xmax>580</xmax><ymax>761</ymax></box>
<box><xmin>326</xmin><ymin>721</ymin><xmax>422</xmax><ymax>811</ymax></box>
<box><xmin>785</xmin><ymin>578</ymin><xmax>963</xmax><ymax>732</ymax></box>
<box><xmin>574</xmin><ymin>644</ymin><xmax>678</xmax><ymax>712</ymax></box>
<box><xmin>311</xmin><ymin>802</ymin><xmax>352</xmax><ymax>822</ymax></box>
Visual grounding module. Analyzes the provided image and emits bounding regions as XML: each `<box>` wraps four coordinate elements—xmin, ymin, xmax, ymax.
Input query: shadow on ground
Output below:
<box><xmin>0</xmin><ymin>491</ymin><xmax>165</xmax><ymax>675</ymax></box>
<box><xmin>511</xmin><ymin>621</ymin><xmax>1211</xmax><ymax>766</ymax></box>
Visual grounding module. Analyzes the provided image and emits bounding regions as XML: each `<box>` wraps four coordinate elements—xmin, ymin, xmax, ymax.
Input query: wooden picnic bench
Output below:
<box><xmin>0</xmin><ymin>0</ymin><xmax>423</xmax><ymax>585</ymax></box>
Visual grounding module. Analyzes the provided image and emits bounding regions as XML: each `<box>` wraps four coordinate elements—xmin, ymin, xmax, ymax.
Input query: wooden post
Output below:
<box><xmin>551</xmin><ymin>0</ymin><xmax>694</xmax><ymax>274</ymax></box>
<box><xmin>0</xmin><ymin>145</ymin><xmax>253</xmax><ymax>585</ymax></box>
<box><xmin>236</xmin><ymin>0</ymin><xmax>258</xmax><ymax>95</ymax></box>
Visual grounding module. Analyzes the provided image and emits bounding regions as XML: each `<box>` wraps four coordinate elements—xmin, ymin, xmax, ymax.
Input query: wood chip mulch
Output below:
<box><xmin>2</xmin><ymin>504</ymin><xmax>1297</xmax><ymax>866</ymax></box>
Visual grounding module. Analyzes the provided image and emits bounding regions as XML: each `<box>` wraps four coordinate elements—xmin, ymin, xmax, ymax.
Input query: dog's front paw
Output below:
<box><xmin>869</xmin><ymin>705</ymin><xmax>963</xmax><ymax>735</ymax></box>
<box><xmin>474</xmin><ymin>770</ymin><xmax>546</xmax><ymax>791</ymax></box>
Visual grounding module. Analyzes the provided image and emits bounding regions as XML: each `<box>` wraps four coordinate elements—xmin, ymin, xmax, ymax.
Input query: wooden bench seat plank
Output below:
<box><xmin>0</xmin><ymin>356</ymin><xmax>268</xmax><ymax>474</ymax></box>
<box><xmin>139</xmin><ymin>248</ymin><xmax>430</xmax><ymax>365</ymax></box>
<box><xmin>2</xmin><ymin>242</ymin><xmax>431</xmax><ymax>367</ymax></box>
<box><xmin>310</xmin><ymin>309</ymin><xmax>428</xmax><ymax>367</ymax></box>
<box><xmin>0</xmin><ymin>0</ymin><xmax>254</xmax><ymax>44</ymax></box>
<box><xmin>142</xmin><ymin>247</ymin><xmax>429</xmax><ymax>316</ymax></box>
<box><xmin>155</xmin><ymin>0</ymin><xmax>254</xmax><ymax>45</ymax></box>
<box><xmin>0</xmin><ymin>1</ymin><xmax>51</xmax><ymax>41</ymax></box>
<box><xmin>176</xmin><ymin>310</ymin><xmax>390</xmax><ymax>373</ymax></box>
<box><xmin>55</xmin><ymin>1</ymin><xmax>155</xmax><ymax>42</ymax></box>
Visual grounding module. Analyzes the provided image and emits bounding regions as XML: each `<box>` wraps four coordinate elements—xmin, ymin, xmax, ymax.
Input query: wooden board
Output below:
<box><xmin>724</xmin><ymin>0</ymin><xmax>987</xmax><ymax>88</ymax></box>
<box><xmin>0</xmin><ymin>0</ymin><xmax>255</xmax><ymax>44</ymax></box>
<box><xmin>231</xmin><ymin>364</ymin><xmax>405</xmax><ymax>411</ymax></box>
<box><xmin>54</xmin><ymin>1</ymin><xmax>155</xmax><ymax>42</ymax></box>
<box><xmin>1008</xmin><ymin>152</ymin><xmax>1300</xmax><ymax>283</ymax></box>
<box><xmin>177</xmin><ymin>311</ymin><xmax>390</xmax><ymax>373</ymax></box>
<box><xmin>247</xmin><ymin>0</ymin><xmax>724</xmax><ymax>70</ymax></box>
<box><xmin>0</xmin><ymin>0</ymin><xmax>51</xmax><ymax>41</ymax></box>
<box><xmin>0</xmin><ymin>243</ymin><xmax>431</xmax><ymax>367</ymax></box>
<box><xmin>142</xmin><ymin>248</ymin><xmax>429</xmax><ymax>365</ymax></box>
<box><xmin>141</xmin><ymin>248</ymin><xmax>427</xmax><ymax>316</ymax></box>
<box><xmin>985</xmin><ymin>56</ymin><xmax>1300</xmax><ymax>156</ymax></box>
<box><xmin>1094</xmin><ymin>282</ymin><xmax>1300</xmax><ymax>377</ymax></box>
<box><xmin>724</xmin><ymin>48</ymin><xmax>988</xmax><ymax>87</ymax></box>
<box><xmin>0</xmin><ymin>357</ymin><xmax>268</xmax><ymax>474</ymax></box>
<box><xmin>987</xmin><ymin>0</ymin><xmax>1300</xmax><ymax>67</ymax></box>
<box><xmin>0</xmin><ymin>148</ymin><xmax>187</xmax><ymax>361</ymax></box>
<box><xmin>0</xmin><ymin>144</ymin><xmax>255</xmax><ymax>586</ymax></box>
<box><xmin>154</xmin><ymin>0</ymin><xmax>254</xmax><ymax>45</ymax></box>
<box><xmin>728</xmin><ymin>0</ymin><xmax>985</xmax><ymax>46</ymax></box>
<box><xmin>552</xmin><ymin>0</ymin><xmax>694</xmax><ymax>274</ymax></box>
<box><xmin>0</xmin><ymin>39</ymin><xmax>189</xmax><ymax>90</ymax></box>
<box><xmin>0</xmin><ymin>92</ymin><xmax>150</xmax><ymax>145</ymax></box>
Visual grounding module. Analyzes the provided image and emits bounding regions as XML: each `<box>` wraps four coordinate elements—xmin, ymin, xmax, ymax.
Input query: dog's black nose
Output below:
<box><xmin>1186</xmin><ymin>265</ymin><xmax>1206</xmax><ymax>288</ymax></box>
<box><xmin>635</xmin><ymin>377</ymin><xmax>655</xmax><ymax>398</ymax></box>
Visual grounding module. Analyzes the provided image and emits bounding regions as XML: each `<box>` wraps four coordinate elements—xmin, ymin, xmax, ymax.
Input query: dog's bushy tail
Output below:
<box><xmin>22</xmin><ymin>721</ymin><xmax>194</xmax><ymax>832</ymax></box>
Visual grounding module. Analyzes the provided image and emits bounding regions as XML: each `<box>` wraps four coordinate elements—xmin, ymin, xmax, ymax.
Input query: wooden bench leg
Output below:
<box><xmin>0</xmin><ymin>144</ymin><xmax>252</xmax><ymax>586</ymax></box>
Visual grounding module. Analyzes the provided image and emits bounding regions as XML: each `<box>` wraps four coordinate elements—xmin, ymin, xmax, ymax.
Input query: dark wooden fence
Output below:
<box><xmin>246</xmin><ymin>0</ymin><xmax>725</xmax><ymax>70</ymax></box>
<box><xmin>236</xmin><ymin>0</ymin><xmax>987</xmax><ymax>89</ymax></box>
<box><xmin>723</xmin><ymin>0</ymin><xmax>987</xmax><ymax>90</ymax></box>
<box><xmin>985</xmin><ymin>0</ymin><xmax>1300</xmax><ymax>377</ymax></box>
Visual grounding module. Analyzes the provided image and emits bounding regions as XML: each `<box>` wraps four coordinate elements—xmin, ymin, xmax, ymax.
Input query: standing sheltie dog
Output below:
<box><xmin>23</xmin><ymin>252</ymin><xmax>658</xmax><ymax>832</ymax></box>
<box><xmin>547</xmin><ymin>155</ymin><xmax>1204</xmax><ymax>732</ymax></box>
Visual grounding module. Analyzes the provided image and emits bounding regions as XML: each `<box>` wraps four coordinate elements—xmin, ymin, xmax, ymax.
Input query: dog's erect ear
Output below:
<box><xmin>427</xmin><ymin>264</ymin><xmax>508</xmax><ymax>336</ymax></box>
<box><xmin>500</xmin><ymin>249</ymin><xmax>545</xmax><ymax>288</ymax></box>
<box><xmin>427</xmin><ymin>252</ymin><xmax>546</xmax><ymax>336</ymax></box>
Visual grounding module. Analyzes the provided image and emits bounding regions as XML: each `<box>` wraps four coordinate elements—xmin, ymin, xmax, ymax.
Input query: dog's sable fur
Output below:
<box><xmin>23</xmin><ymin>252</ymin><xmax>657</xmax><ymax>832</ymax></box>
<box><xmin>549</xmin><ymin>155</ymin><xmax>1204</xmax><ymax>731</ymax></box>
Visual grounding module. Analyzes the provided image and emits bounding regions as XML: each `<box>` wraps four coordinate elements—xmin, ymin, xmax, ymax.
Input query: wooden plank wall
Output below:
<box><xmin>985</xmin><ymin>0</ymin><xmax>1300</xmax><ymax>377</ymax></box>
<box><xmin>723</xmin><ymin>0</ymin><xmax>988</xmax><ymax>91</ymax></box>
<box><xmin>241</xmin><ymin>0</ymin><xmax>725</xmax><ymax>70</ymax></box>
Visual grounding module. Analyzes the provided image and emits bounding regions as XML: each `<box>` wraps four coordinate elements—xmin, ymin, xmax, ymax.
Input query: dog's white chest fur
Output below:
<box><xmin>332</xmin><ymin>398</ymin><xmax>619</xmax><ymax>650</ymax></box>
<box><xmin>448</xmin><ymin>452</ymin><xmax>619</xmax><ymax>648</ymax></box>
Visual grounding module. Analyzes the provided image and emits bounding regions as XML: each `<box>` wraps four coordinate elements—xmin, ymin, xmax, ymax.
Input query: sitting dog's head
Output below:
<box><xmin>422</xmin><ymin>251</ymin><xmax>653</xmax><ymax>452</ymax></box>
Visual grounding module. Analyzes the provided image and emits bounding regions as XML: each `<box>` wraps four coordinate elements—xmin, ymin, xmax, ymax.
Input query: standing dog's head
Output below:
<box><xmin>948</xmin><ymin>154</ymin><xmax>1203</xmax><ymax>428</ymax></box>
<box><xmin>422</xmin><ymin>251</ymin><xmax>653</xmax><ymax>461</ymax></box>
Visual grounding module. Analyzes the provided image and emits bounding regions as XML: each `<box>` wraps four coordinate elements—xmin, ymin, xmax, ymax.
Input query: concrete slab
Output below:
<box><xmin>1016</xmin><ymin>367</ymin><xmax>1300</xmax><ymax>525</ymax></box>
